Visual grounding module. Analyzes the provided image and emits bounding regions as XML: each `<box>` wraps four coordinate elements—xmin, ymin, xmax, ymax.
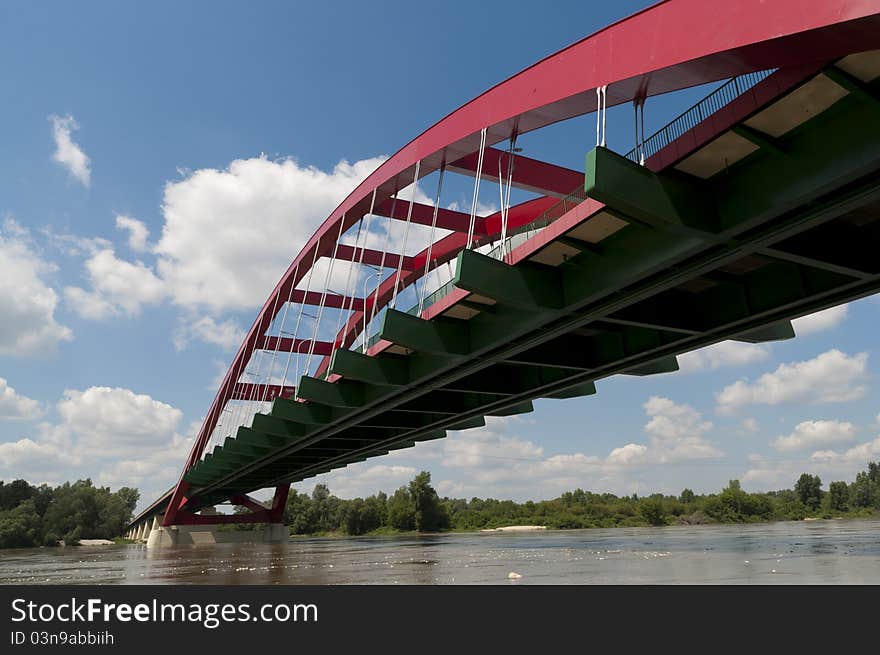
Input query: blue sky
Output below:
<box><xmin>1</xmin><ymin>1</ymin><xmax>878</xmax><ymax>510</ymax></box>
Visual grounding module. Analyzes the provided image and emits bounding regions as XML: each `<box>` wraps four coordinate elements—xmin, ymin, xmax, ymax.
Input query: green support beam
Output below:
<box><xmin>732</xmin><ymin>124</ymin><xmax>787</xmax><ymax>156</ymax></box>
<box><xmin>297</xmin><ymin>376</ymin><xmax>367</xmax><ymax>408</ymax></box>
<box><xmin>454</xmin><ymin>247</ymin><xmax>564</xmax><ymax>309</ymax></box>
<box><xmin>380</xmin><ymin>308</ymin><xmax>471</xmax><ymax>355</ymax></box>
<box><xmin>735</xmin><ymin>321</ymin><xmax>796</xmax><ymax>343</ymax></box>
<box><xmin>330</xmin><ymin>348</ymin><xmax>411</xmax><ymax>386</ymax></box>
<box><xmin>824</xmin><ymin>66</ymin><xmax>880</xmax><ymax>107</ymax></box>
<box><xmin>544</xmin><ymin>381</ymin><xmax>597</xmax><ymax>400</ymax></box>
<box><xmin>584</xmin><ymin>146</ymin><xmax>719</xmax><ymax>234</ymax></box>
<box><xmin>271</xmin><ymin>397</ymin><xmax>335</xmax><ymax>424</ymax></box>
<box><xmin>624</xmin><ymin>356</ymin><xmax>680</xmax><ymax>376</ymax></box>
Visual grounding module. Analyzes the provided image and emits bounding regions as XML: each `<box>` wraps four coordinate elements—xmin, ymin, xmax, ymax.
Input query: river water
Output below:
<box><xmin>1</xmin><ymin>519</ymin><xmax>878</xmax><ymax>585</ymax></box>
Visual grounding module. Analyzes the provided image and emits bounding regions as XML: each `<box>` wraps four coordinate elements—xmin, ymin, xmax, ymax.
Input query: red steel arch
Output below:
<box><xmin>162</xmin><ymin>0</ymin><xmax>880</xmax><ymax>525</ymax></box>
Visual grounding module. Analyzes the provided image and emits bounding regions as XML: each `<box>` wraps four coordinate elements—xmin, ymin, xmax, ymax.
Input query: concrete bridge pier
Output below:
<box><xmin>147</xmin><ymin>522</ymin><xmax>288</xmax><ymax>548</ymax></box>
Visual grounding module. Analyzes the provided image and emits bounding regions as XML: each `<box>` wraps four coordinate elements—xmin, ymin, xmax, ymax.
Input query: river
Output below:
<box><xmin>1</xmin><ymin>519</ymin><xmax>878</xmax><ymax>584</ymax></box>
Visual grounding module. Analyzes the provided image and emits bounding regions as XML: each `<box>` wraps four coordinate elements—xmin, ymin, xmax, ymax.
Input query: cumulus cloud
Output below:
<box><xmin>773</xmin><ymin>420</ymin><xmax>856</xmax><ymax>453</ymax></box>
<box><xmin>792</xmin><ymin>304</ymin><xmax>848</xmax><ymax>336</ymax></box>
<box><xmin>0</xmin><ymin>386</ymin><xmax>192</xmax><ymax>508</ymax></box>
<box><xmin>678</xmin><ymin>340</ymin><xmax>770</xmax><ymax>373</ymax></box>
<box><xmin>295</xmin><ymin>463</ymin><xmax>418</xmax><ymax>499</ymax></box>
<box><xmin>811</xmin><ymin>437</ymin><xmax>880</xmax><ymax>465</ymax></box>
<box><xmin>49</xmin><ymin>114</ymin><xmax>91</xmax><ymax>187</ymax></box>
<box><xmin>155</xmin><ymin>155</ymin><xmax>385</xmax><ymax>313</ymax></box>
<box><xmin>715</xmin><ymin>349</ymin><xmax>868</xmax><ymax>415</ymax></box>
<box><xmin>173</xmin><ymin>316</ymin><xmax>245</xmax><ymax>352</ymax></box>
<box><xmin>639</xmin><ymin>396</ymin><xmax>721</xmax><ymax>462</ymax></box>
<box><xmin>64</xmin><ymin>248</ymin><xmax>165</xmax><ymax>319</ymax></box>
<box><xmin>0</xmin><ymin>219</ymin><xmax>72</xmax><ymax>356</ymax></box>
<box><xmin>0</xmin><ymin>377</ymin><xmax>42</xmax><ymax>420</ymax></box>
<box><xmin>115</xmin><ymin>215</ymin><xmax>150</xmax><ymax>252</ymax></box>
<box><xmin>64</xmin><ymin>154</ymin><xmax>389</xmax><ymax>353</ymax></box>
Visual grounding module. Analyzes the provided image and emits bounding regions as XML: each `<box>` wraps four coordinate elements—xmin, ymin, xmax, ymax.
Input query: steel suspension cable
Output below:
<box><xmin>304</xmin><ymin>215</ymin><xmax>347</xmax><ymax>381</ymax></box>
<box><xmin>290</xmin><ymin>242</ymin><xmax>321</xmax><ymax>401</ymax></box>
<box><xmin>390</xmin><ymin>160</ymin><xmax>420</xmax><ymax>309</ymax></box>
<box><xmin>466</xmin><ymin>127</ymin><xmax>487</xmax><ymax>250</ymax></box>
<box><xmin>339</xmin><ymin>189</ymin><xmax>377</xmax><ymax>352</ymax></box>
<box><xmin>366</xmin><ymin>192</ymin><xmax>398</xmax><ymax>343</ymax></box>
<box><xmin>417</xmin><ymin>164</ymin><xmax>445</xmax><ymax>316</ymax></box>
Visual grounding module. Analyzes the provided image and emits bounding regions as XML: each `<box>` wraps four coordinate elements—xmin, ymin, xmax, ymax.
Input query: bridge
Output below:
<box><xmin>127</xmin><ymin>0</ymin><xmax>880</xmax><ymax>545</ymax></box>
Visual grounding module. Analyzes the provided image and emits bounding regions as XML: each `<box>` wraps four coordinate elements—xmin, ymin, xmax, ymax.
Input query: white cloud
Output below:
<box><xmin>678</xmin><ymin>340</ymin><xmax>770</xmax><ymax>373</ymax></box>
<box><xmin>640</xmin><ymin>396</ymin><xmax>721</xmax><ymax>462</ymax></box>
<box><xmin>716</xmin><ymin>349</ymin><xmax>868</xmax><ymax>415</ymax></box>
<box><xmin>792</xmin><ymin>304</ymin><xmax>848</xmax><ymax>336</ymax></box>
<box><xmin>155</xmin><ymin>155</ymin><xmax>385</xmax><ymax>313</ymax></box>
<box><xmin>606</xmin><ymin>443</ymin><xmax>649</xmax><ymax>466</ymax></box>
<box><xmin>810</xmin><ymin>436</ymin><xmax>880</xmax><ymax>465</ymax></box>
<box><xmin>0</xmin><ymin>438</ymin><xmax>70</xmax><ymax>484</ymax></box>
<box><xmin>45</xmin><ymin>386</ymin><xmax>183</xmax><ymax>458</ymax></box>
<box><xmin>773</xmin><ymin>420</ymin><xmax>856</xmax><ymax>453</ymax></box>
<box><xmin>115</xmin><ymin>215</ymin><xmax>150</xmax><ymax>252</ymax></box>
<box><xmin>295</xmin><ymin>463</ymin><xmax>418</xmax><ymax>499</ymax></box>
<box><xmin>0</xmin><ymin>386</ymin><xmax>193</xmax><ymax>509</ymax></box>
<box><xmin>0</xmin><ymin>377</ymin><xmax>42</xmax><ymax>420</ymax></box>
<box><xmin>173</xmin><ymin>316</ymin><xmax>245</xmax><ymax>352</ymax></box>
<box><xmin>49</xmin><ymin>114</ymin><xmax>91</xmax><ymax>187</ymax></box>
<box><xmin>0</xmin><ymin>220</ymin><xmax>72</xmax><ymax>356</ymax></box>
<box><xmin>64</xmin><ymin>248</ymin><xmax>165</xmax><ymax>319</ymax></box>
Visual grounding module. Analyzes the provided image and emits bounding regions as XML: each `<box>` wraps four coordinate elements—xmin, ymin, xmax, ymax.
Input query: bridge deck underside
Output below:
<box><xmin>165</xmin><ymin>53</ymin><xmax>880</xmax><ymax>517</ymax></box>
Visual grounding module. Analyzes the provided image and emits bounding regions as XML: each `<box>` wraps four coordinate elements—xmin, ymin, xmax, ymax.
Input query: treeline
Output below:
<box><xmin>283</xmin><ymin>471</ymin><xmax>449</xmax><ymax>535</ymax></box>
<box><xmin>282</xmin><ymin>462</ymin><xmax>880</xmax><ymax>536</ymax></box>
<box><xmin>0</xmin><ymin>479</ymin><xmax>139</xmax><ymax>549</ymax></box>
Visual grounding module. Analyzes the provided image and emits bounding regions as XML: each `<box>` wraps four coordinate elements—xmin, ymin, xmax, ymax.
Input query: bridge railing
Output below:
<box><xmin>624</xmin><ymin>68</ymin><xmax>775</xmax><ymax>162</ymax></box>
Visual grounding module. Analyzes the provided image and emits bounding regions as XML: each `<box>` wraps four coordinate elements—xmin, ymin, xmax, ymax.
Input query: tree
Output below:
<box><xmin>638</xmin><ymin>497</ymin><xmax>666</xmax><ymax>526</ymax></box>
<box><xmin>827</xmin><ymin>481</ymin><xmax>848</xmax><ymax>512</ymax></box>
<box><xmin>408</xmin><ymin>471</ymin><xmax>449</xmax><ymax>532</ymax></box>
<box><xmin>387</xmin><ymin>487</ymin><xmax>415</xmax><ymax>531</ymax></box>
<box><xmin>679</xmin><ymin>488</ymin><xmax>695</xmax><ymax>504</ymax></box>
<box><xmin>794</xmin><ymin>473</ymin><xmax>822</xmax><ymax>511</ymax></box>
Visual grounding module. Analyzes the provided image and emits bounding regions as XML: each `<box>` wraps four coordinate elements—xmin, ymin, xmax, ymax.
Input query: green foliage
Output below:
<box><xmin>795</xmin><ymin>473</ymin><xmax>822</xmax><ymax>510</ymax></box>
<box><xmin>408</xmin><ymin>472</ymin><xmax>449</xmax><ymax>532</ymax></box>
<box><xmin>638</xmin><ymin>497</ymin><xmax>666</xmax><ymax>526</ymax></box>
<box><xmin>827</xmin><ymin>481</ymin><xmax>849</xmax><ymax>512</ymax></box>
<box><xmin>679</xmin><ymin>488</ymin><xmax>695</xmax><ymax>504</ymax></box>
<box><xmin>386</xmin><ymin>487</ymin><xmax>415</xmax><ymax>531</ymax></box>
<box><xmin>0</xmin><ymin>479</ymin><xmax>138</xmax><ymax>549</ymax></box>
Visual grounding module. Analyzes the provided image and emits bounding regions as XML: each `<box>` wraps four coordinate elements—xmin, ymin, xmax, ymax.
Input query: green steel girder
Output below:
<box><xmin>505</xmin><ymin>331</ymin><xmax>624</xmax><ymax>370</ymax></box>
<box><xmin>712</xmin><ymin>89</ymin><xmax>880</xmax><ymax>232</ymax></box>
<box><xmin>444</xmin><ymin>362</ymin><xmax>584</xmax><ymax>396</ymax></box>
<box><xmin>584</xmin><ymin>146</ymin><xmax>720</xmax><ymax>234</ymax></box>
<box><xmin>544</xmin><ymin>381</ymin><xmax>598</xmax><ymax>400</ymax></box>
<box><xmin>249</xmin><ymin>415</ymin><xmax>309</xmax><ymax>441</ymax></box>
<box><xmin>486</xmin><ymin>401</ymin><xmax>534</xmax><ymax>416</ymax></box>
<box><xmin>731</xmin><ymin>124</ymin><xmax>787</xmax><ymax>156</ymax></box>
<box><xmin>380</xmin><ymin>309</ymin><xmax>471</xmax><ymax>355</ymax></box>
<box><xmin>453</xmin><ymin>248</ymin><xmax>564</xmax><ymax>310</ymax></box>
<box><xmin>624</xmin><ymin>356</ymin><xmax>680</xmax><ymax>376</ymax></box>
<box><xmin>823</xmin><ymin>66</ymin><xmax>880</xmax><ymax>107</ymax></box>
<box><xmin>447</xmin><ymin>415</ymin><xmax>486</xmax><ymax>431</ymax></box>
<box><xmin>329</xmin><ymin>348</ymin><xmax>411</xmax><ymax>386</ymax></box>
<box><xmin>395</xmin><ymin>390</ymin><xmax>503</xmax><ymax>415</ymax></box>
<box><xmin>734</xmin><ymin>321</ymin><xmax>796</xmax><ymax>343</ymax></box>
<box><xmin>767</xmin><ymin>219</ymin><xmax>880</xmax><ymax>277</ymax></box>
<box><xmin>271</xmin><ymin>397</ymin><xmax>337</xmax><ymax>424</ymax></box>
<box><xmin>297</xmin><ymin>375</ymin><xmax>368</xmax><ymax>407</ymax></box>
